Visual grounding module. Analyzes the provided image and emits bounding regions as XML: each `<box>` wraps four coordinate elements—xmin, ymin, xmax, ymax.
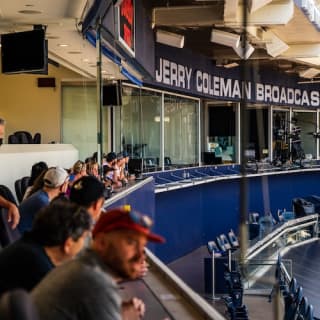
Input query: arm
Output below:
<box><xmin>0</xmin><ymin>195</ymin><xmax>20</xmax><ymax>229</ymax></box>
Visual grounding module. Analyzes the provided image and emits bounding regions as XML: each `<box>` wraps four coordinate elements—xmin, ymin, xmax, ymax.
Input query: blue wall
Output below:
<box><xmin>153</xmin><ymin>170</ymin><xmax>320</xmax><ymax>263</ymax></box>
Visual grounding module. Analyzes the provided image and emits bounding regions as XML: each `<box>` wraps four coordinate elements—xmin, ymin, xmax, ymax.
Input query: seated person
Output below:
<box><xmin>69</xmin><ymin>176</ymin><xmax>106</xmax><ymax>222</ymax></box>
<box><xmin>86</xmin><ymin>160</ymin><xmax>100</xmax><ymax>180</ymax></box>
<box><xmin>103</xmin><ymin>152</ymin><xmax>122</xmax><ymax>188</ymax></box>
<box><xmin>32</xmin><ymin>205</ymin><xmax>165</xmax><ymax>320</ymax></box>
<box><xmin>0</xmin><ymin>200</ymin><xmax>91</xmax><ymax>295</ymax></box>
<box><xmin>23</xmin><ymin>161</ymin><xmax>48</xmax><ymax>200</ymax></box>
<box><xmin>18</xmin><ymin>167</ymin><xmax>69</xmax><ymax>234</ymax></box>
<box><xmin>69</xmin><ymin>160</ymin><xmax>87</xmax><ymax>186</ymax></box>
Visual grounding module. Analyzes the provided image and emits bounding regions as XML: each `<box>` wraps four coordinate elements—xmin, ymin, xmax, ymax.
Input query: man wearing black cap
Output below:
<box><xmin>32</xmin><ymin>205</ymin><xmax>165</xmax><ymax>320</ymax></box>
<box><xmin>69</xmin><ymin>175</ymin><xmax>106</xmax><ymax>222</ymax></box>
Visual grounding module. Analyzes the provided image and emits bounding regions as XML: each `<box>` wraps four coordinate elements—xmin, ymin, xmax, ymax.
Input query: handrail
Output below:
<box><xmin>145</xmin><ymin>248</ymin><xmax>227</xmax><ymax>320</ymax></box>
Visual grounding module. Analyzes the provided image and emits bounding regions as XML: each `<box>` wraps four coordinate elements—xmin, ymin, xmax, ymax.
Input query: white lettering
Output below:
<box><xmin>155</xmin><ymin>58</ymin><xmax>162</xmax><ymax>82</ymax></box>
<box><xmin>196</xmin><ymin>70</ymin><xmax>202</xmax><ymax>92</ymax></box>
<box><xmin>256</xmin><ymin>83</ymin><xmax>264</xmax><ymax>101</ymax></box>
<box><xmin>177</xmin><ymin>64</ymin><xmax>185</xmax><ymax>88</ymax></box>
<box><xmin>301</xmin><ymin>90</ymin><xmax>310</xmax><ymax>106</ymax></box>
<box><xmin>221</xmin><ymin>78</ymin><xmax>232</xmax><ymax>97</ymax></box>
<box><xmin>311</xmin><ymin>91</ymin><xmax>319</xmax><ymax>106</ymax></box>
<box><xmin>232</xmin><ymin>80</ymin><xmax>241</xmax><ymax>98</ymax></box>
<box><xmin>213</xmin><ymin>76</ymin><xmax>220</xmax><ymax>96</ymax></box>
<box><xmin>163</xmin><ymin>59</ymin><xmax>170</xmax><ymax>85</ymax></box>
<box><xmin>170</xmin><ymin>62</ymin><xmax>178</xmax><ymax>86</ymax></box>
<box><xmin>185</xmin><ymin>67</ymin><xmax>192</xmax><ymax>90</ymax></box>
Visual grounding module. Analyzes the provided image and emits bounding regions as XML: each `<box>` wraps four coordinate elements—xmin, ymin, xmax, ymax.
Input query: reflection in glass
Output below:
<box><xmin>272</xmin><ymin>109</ymin><xmax>290</xmax><ymax>164</ymax></box>
<box><xmin>291</xmin><ymin>111</ymin><xmax>317</xmax><ymax>161</ymax></box>
<box><xmin>114</xmin><ymin>86</ymin><xmax>162</xmax><ymax>172</ymax></box>
<box><xmin>164</xmin><ymin>94</ymin><xmax>199</xmax><ymax>169</ymax></box>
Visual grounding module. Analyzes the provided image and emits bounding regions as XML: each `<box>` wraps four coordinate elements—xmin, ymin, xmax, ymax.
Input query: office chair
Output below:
<box><xmin>0</xmin><ymin>289</ymin><xmax>40</xmax><ymax>320</ymax></box>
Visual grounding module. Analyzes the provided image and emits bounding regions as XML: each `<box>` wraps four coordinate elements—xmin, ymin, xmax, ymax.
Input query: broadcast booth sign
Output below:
<box><xmin>116</xmin><ymin>0</ymin><xmax>135</xmax><ymax>57</ymax></box>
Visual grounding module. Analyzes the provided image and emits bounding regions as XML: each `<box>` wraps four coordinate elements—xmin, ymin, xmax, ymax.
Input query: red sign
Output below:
<box><xmin>119</xmin><ymin>0</ymin><xmax>135</xmax><ymax>54</ymax></box>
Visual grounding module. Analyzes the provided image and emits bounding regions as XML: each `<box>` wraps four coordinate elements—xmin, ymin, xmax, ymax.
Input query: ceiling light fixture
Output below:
<box><xmin>299</xmin><ymin>68</ymin><xmax>320</xmax><ymax>79</ymax></box>
<box><xmin>58</xmin><ymin>44</ymin><xmax>69</xmax><ymax>47</ymax></box>
<box><xmin>233</xmin><ymin>42</ymin><xmax>255</xmax><ymax>59</ymax></box>
<box><xmin>156</xmin><ymin>30</ymin><xmax>185</xmax><ymax>48</ymax></box>
<box><xmin>210</xmin><ymin>29</ymin><xmax>240</xmax><ymax>48</ymax></box>
<box><xmin>263</xmin><ymin>31</ymin><xmax>289</xmax><ymax>57</ymax></box>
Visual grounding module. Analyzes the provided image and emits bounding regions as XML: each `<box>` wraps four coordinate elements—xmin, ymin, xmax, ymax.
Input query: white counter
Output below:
<box><xmin>0</xmin><ymin>144</ymin><xmax>79</xmax><ymax>199</ymax></box>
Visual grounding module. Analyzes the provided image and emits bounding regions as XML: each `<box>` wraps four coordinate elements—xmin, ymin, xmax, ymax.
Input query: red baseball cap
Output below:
<box><xmin>92</xmin><ymin>205</ymin><xmax>165</xmax><ymax>243</ymax></box>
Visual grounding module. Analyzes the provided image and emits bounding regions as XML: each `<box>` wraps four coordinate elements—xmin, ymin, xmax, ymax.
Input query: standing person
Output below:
<box><xmin>18</xmin><ymin>166</ymin><xmax>69</xmax><ymax>234</ymax></box>
<box><xmin>0</xmin><ymin>200</ymin><xmax>92</xmax><ymax>295</ymax></box>
<box><xmin>32</xmin><ymin>205</ymin><xmax>165</xmax><ymax>320</ymax></box>
<box><xmin>0</xmin><ymin>117</ymin><xmax>20</xmax><ymax>229</ymax></box>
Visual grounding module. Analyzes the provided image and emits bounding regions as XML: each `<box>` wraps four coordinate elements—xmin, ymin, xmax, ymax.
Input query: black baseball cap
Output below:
<box><xmin>69</xmin><ymin>176</ymin><xmax>106</xmax><ymax>208</ymax></box>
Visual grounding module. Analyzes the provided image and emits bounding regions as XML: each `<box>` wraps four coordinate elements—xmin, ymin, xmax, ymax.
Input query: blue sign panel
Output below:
<box><xmin>147</xmin><ymin>43</ymin><xmax>320</xmax><ymax>108</ymax></box>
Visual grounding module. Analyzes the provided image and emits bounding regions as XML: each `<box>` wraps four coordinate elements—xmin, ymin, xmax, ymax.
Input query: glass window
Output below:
<box><xmin>62</xmin><ymin>85</ymin><xmax>106</xmax><ymax>161</ymax></box>
<box><xmin>164</xmin><ymin>94</ymin><xmax>199</xmax><ymax>169</ymax></box>
<box><xmin>245</xmin><ymin>106</ymin><xmax>269</xmax><ymax>162</ymax></box>
<box><xmin>272</xmin><ymin>109</ymin><xmax>290</xmax><ymax>164</ymax></box>
<box><xmin>291</xmin><ymin>111</ymin><xmax>317</xmax><ymax>161</ymax></box>
<box><xmin>206</xmin><ymin>104</ymin><xmax>237</xmax><ymax>164</ymax></box>
<box><xmin>114</xmin><ymin>86</ymin><xmax>162</xmax><ymax>172</ymax></box>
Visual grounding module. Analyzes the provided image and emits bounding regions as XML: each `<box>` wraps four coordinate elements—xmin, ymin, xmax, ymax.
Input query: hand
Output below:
<box><xmin>138</xmin><ymin>259</ymin><xmax>149</xmax><ymax>278</ymax></box>
<box><xmin>122</xmin><ymin>297</ymin><xmax>145</xmax><ymax>320</ymax></box>
<box><xmin>7</xmin><ymin>202</ymin><xmax>20</xmax><ymax>229</ymax></box>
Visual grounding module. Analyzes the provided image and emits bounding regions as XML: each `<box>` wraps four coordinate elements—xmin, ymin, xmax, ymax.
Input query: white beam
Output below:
<box><xmin>248</xmin><ymin>0</ymin><xmax>272</xmax><ymax>13</ymax></box>
<box><xmin>281</xmin><ymin>44</ymin><xmax>320</xmax><ymax>58</ymax></box>
<box><xmin>263</xmin><ymin>31</ymin><xmax>289</xmax><ymax>57</ymax></box>
<box><xmin>153</xmin><ymin>5</ymin><xmax>224</xmax><ymax>27</ymax></box>
<box><xmin>225</xmin><ymin>0</ymin><xmax>294</xmax><ymax>26</ymax></box>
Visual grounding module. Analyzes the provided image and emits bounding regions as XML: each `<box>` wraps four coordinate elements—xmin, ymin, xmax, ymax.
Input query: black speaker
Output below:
<box><xmin>37</xmin><ymin>77</ymin><xmax>56</xmax><ymax>87</ymax></box>
<box><xmin>103</xmin><ymin>83</ymin><xmax>122</xmax><ymax>106</ymax></box>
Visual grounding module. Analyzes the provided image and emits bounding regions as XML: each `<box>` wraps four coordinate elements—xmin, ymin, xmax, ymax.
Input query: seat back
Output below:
<box><xmin>305</xmin><ymin>304</ymin><xmax>314</xmax><ymax>320</ymax></box>
<box><xmin>14</xmin><ymin>131</ymin><xmax>33</xmax><ymax>144</ymax></box>
<box><xmin>21</xmin><ymin>177</ymin><xmax>30</xmax><ymax>199</ymax></box>
<box><xmin>0</xmin><ymin>207</ymin><xmax>21</xmax><ymax>247</ymax></box>
<box><xmin>0</xmin><ymin>185</ymin><xmax>17</xmax><ymax>206</ymax></box>
<box><xmin>8</xmin><ymin>135</ymin><xmax>19</xmax><ymax>144</ymax></box>
<box><xmin>33</xmin><ymin>132</ymin><xmax>41</xmax><ymax>144</ymax></box>
<box><xmin>228</xmin><ymin>229</ymin><xmax>239</xmax><ymax>248</ymax></box>
<box><xmin>0</xmin><ymin>289</ymin><xmax>39</xmax><ymax>320</ymax></box>
<box><xmin>207</xmin><ymin>240</ymin><xmax>222</xmax><ymax>257</ymax></box>
<box><xmin>14</xmin><ymin>179</ymin><xmax>24</xmax><ymax>203</ymax></box>
<box><xmin>218</xmin><ymin>233</ymin><xmax>232</xmax><ymax>251</ymax></box>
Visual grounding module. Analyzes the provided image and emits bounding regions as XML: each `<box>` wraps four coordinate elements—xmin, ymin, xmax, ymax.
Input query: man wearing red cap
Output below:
<box><xmin>32</xmin><ymin>205</ymin><xmax>165</xmax><ymax>320</ymax></box>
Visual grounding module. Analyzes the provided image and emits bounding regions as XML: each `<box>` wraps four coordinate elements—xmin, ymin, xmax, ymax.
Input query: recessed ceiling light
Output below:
<box><xmin>82</xmin><ymin>58</ymin><xmax>90</xmax><ymax>62</ymax></box>
<box><xmin>18</xmin><ymin>10</ymin><xmax>42</xmax><ymax>14</ymax></box>
<box><xmin>25</xmin><ymin>4</ymin><xmax>35</xmax><ymax>7</ymax></box>
<box><xmin>58</xmin><ymin>44</ymin><xmax>69</xmax><ymax>47</ymax></box>
<box><xmin>46</xmin><ymin>36</ymin><xmax>60</xmax><ymax>40</ymax></box>
<box><xmin>67</xmin><ymin>51</ymin><xmax>82</xmax><ymax>54</ymax></box>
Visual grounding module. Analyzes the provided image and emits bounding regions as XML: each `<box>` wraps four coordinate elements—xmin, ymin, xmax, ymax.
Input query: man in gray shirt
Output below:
<box><xmin>32</xmin><ymin>205</ymin><xmax>165</xmax><ymax>320</ymax></box>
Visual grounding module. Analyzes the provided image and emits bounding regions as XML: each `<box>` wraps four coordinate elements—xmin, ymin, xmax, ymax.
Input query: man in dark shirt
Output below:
<box><xmin>0</xmin><ymin>199</ymin><xmax>92</xmax><ymax>295</ymax></box>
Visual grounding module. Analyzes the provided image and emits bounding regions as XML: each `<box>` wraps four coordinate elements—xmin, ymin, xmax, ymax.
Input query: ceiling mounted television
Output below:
<box><xmin>1</xmin><ymin>29</ymin><xmax>47</xmax><ymax>74</ymax></box>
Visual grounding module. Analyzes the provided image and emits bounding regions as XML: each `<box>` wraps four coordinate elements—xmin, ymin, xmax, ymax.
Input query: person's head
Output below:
<box><xmin>87</xmin><ymin>160</ymin><xmax>99</xmax><ymax>177</ymax></box>
<box><xmin>92</xmin><ymin>205</ymin><xmax>165</xmax><ymax>280</ymax></box>
<box><xmin>72</xmin><ymin>160</ymin><xmax>87</xmax><ymax>176</ymax></box>
<box><xmin>29</xmin><ymin>161</ymin><xmax>49</xmax><ymax>186</ymax></box>
<box><xmin>116</xmin><ymin>153</ymin><xmax>125</xmax><ymax>166</ymax></box>
<box><xmin>43</xmin><ymin>166</ymin><xmax>69</xmax><ymax>194</ymax></box>
<box><xmin>106</xmin><ymin>152</ymin><xmax>117</xmax><ymax>165</ymax></box>
<box><xmin>0</xmin><ymin>118</ymin><xmax>5</xmax><ymax>146</ymax></box>
<box><xmin>31</xmin><ymin>199</ymin><xmax>92</xmax><ymax>260</ymax></box>
<box><xmin>69</xmin><ymin>176</ymin><xmax>106</xmax><ymax>221</ymax></box>
<box><xmin>122</xmin><ymin>151</ymin><xmax>130</xmax><ymax>164</ymax></box>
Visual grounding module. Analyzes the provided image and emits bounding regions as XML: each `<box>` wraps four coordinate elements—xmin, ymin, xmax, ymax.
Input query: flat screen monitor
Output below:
<box><xmin>1</xmin><ymin>29</ymin><xmax>47</xmax><ymax>74</ymax></box>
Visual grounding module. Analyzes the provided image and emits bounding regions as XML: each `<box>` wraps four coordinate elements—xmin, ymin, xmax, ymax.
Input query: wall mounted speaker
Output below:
<box><xmin>103</xmin><ymin>82</ymin><xmax>122</xmax><ymax>106</ymax></box>
<box><xmin>37</xmin><ymin>77</ymin><xmax>56</xmax><ymax>88</ymax></box>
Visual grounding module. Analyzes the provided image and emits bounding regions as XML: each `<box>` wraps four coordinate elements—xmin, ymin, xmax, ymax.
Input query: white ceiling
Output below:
<box><xmin>0</xmin><ymin>0</ymin><xmax>123</xmax><ymax>79</ymax></box>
